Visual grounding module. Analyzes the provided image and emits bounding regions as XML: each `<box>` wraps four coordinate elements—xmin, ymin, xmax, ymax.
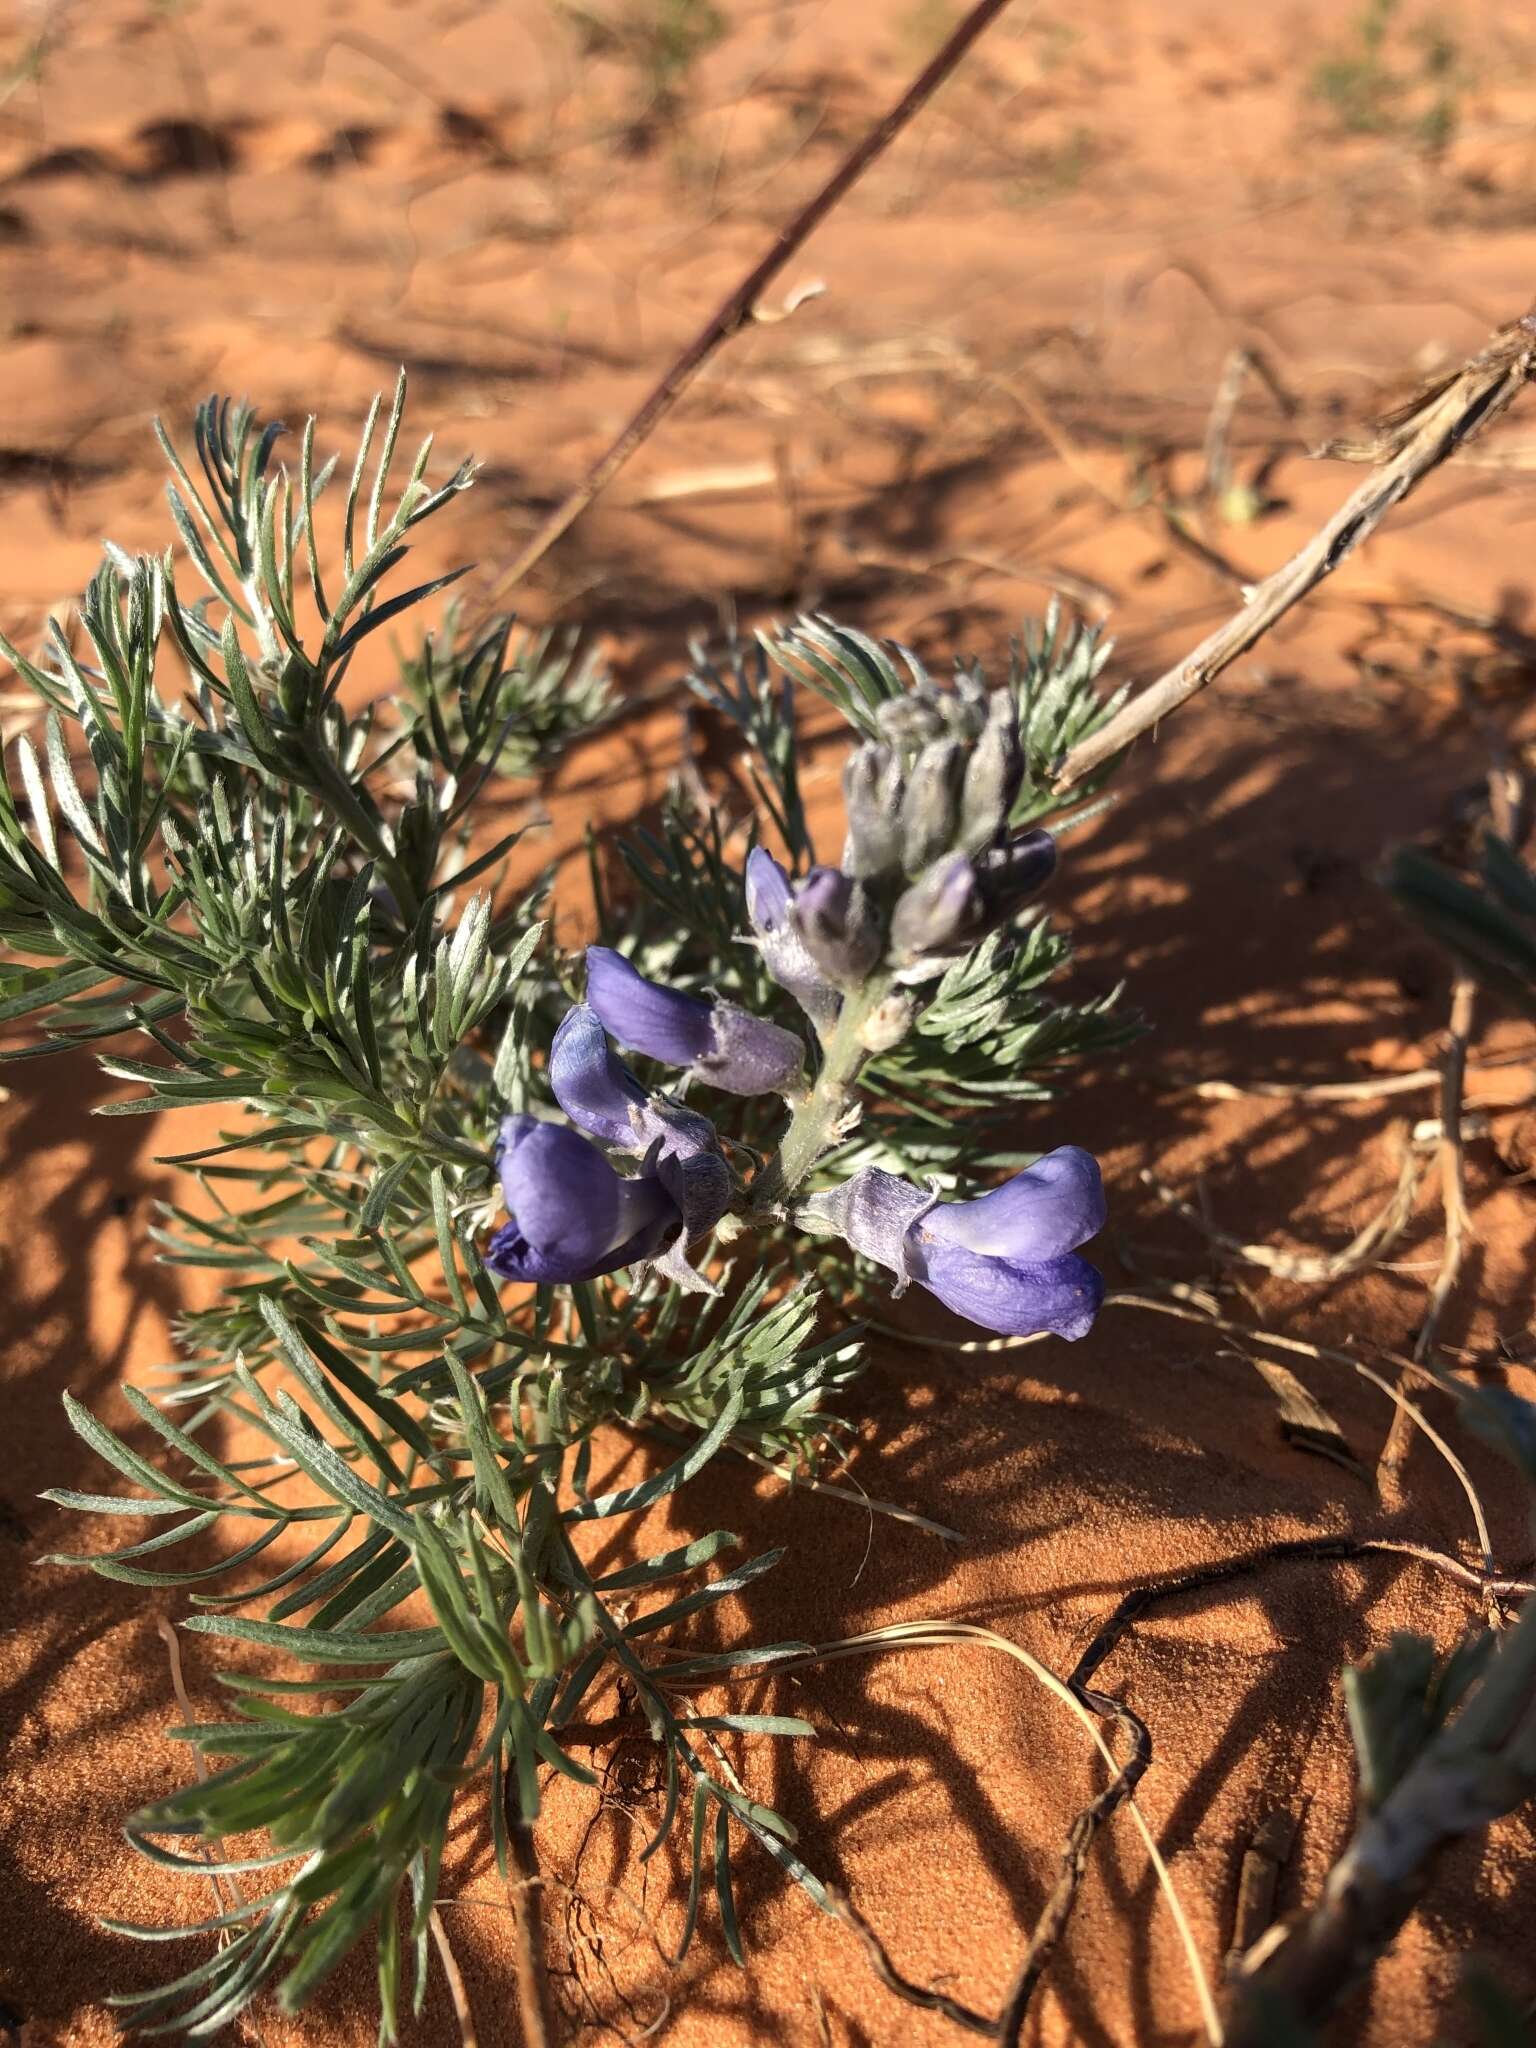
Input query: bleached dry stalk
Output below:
<box><xmin>1055</xmin><ymin>308</ymin><xmax>1536</xmax><ymax>792</ymax></box>
<box><xmin>1141</xmin><ymin>1129</ymin><xmax>1425</xmax><ymax>1286</ymax></box>
<box><xmin>428</xmin><ymin>1909</ymin><xmax>481</xmax><ymax>2048</ymax></box>
<box><xmin>1379</xmin><ymin>975</ymin><xmax>1480</xmax><ymax>1481</ymax></box>
<box><xmin>1224</xmin><ymin>1589</ymin><xmax>1536</xmax><ymax>2045</ymax></box>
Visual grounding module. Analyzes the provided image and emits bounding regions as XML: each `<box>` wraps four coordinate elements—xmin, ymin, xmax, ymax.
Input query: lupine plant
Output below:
<box><xmin>2</xmin><ymin>382</ymin><xmax>1135</xmax><ymax>2039</ymax></box>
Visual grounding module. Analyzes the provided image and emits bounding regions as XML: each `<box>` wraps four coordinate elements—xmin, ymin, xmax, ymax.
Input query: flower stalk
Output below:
<box><xmin>751</xmin><ymin>974</ymin><xmax>891</xmax><ymax>1209</ymax></box>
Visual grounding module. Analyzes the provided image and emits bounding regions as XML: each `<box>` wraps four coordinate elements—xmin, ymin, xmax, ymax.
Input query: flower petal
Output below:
<box><xmin>485</xmin><ymin>1207</ymin><xmax>676</xmax><ymax>1285</ymax></box>
<box><xmin>922</xmin><ymin>1146</ymin><xmax>1105</xmax><ymax>1263</ymax></box>
<box><xmin>745</xmin><ymin>846</ymin><xmax>792</xmax><ymax>932</ymax></box>
<box><xmin>498</xmin><ymin>1117</ymin><xmax>619</xmax><ymax>1262</ymax></box>
<box><xmin>745</xmin><ymin>848</ymin><xmax>841</xmax><ymax>1033</ymax></box>
<box><xmin>549</xmin><ymin>1004</ymin><xmax>646</xmax><ymax>1149</ymax></box>
<box><xmin>976</xmin><ymin>828</ymin><xmax>1057</xmax><ymax>916</ymax></box>
<box><xmin>585</xmin><ymin>947</ymin><xmax>713</xmax><ymax>1067</ymax></box>
<box><xmin>905</xmin><ymin>1237</ymin><xmax>1104</xmax><ymax>1341</ymax></box>
<box><xmin>498</xmin><ymin>1116</ymin><xmax>676</xmax><ymax>1271</ymax></box>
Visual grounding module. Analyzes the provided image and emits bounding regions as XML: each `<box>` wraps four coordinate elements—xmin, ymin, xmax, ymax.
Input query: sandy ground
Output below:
<box><xmin>6</xmin><ymin>0</ymin><xmax>1536</xmax><ymax>2042</ymax></box>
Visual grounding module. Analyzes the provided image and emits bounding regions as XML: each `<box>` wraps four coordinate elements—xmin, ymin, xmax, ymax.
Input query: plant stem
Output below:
<box><xmin>305</xmin><ymin>739</ymin><xmax>425</xmax><ymax>926</ymax></box>
<box><xmin>502</xmin><ymin>1763</ymin><xmax>557</xmax><ymax>2048</ymax></box>
<box><xmin>1225</xmin><ymin>1589</ymin><xmax>1536</xmax><ymax>2044</ymax></box>
<box><xmin>752</xmin><ymin>978</ymin><xmax>887</xmax><ymax>1207</ymax></box>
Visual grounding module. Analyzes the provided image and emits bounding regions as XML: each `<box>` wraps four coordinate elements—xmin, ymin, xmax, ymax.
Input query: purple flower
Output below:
<box><xmin>549</xmin><ymin>1004</ymin><xmax>648</xmax><ymax>1149</ymax></box>
<box><xmin>976</xmin><ymin>828</ymin><xmax>1057</xmax><ymax>918</ymax></box>
<box><xmin>485</xmin><ymin>1114</ymin><xmax>679</xmax><ymax>1284</ymax></box>
<box><xmin>802</xmin><ymin>1145</ymin><xmax>1105</xmax><ymax>1341</ymax></box>
<box><xmin>534</xmin><ymin>1006</ymin><xmax>734</xmax><ymax>1292</ymax></box>
<box><xmin>744</xmin><ymin>848</ymin><xmax>840</xmax><ymax>1032</ymax></box>
<box><xmin>585</xmin><ymin>946</ymin><xmax>805</xmax><ymax>1097</ymax></box>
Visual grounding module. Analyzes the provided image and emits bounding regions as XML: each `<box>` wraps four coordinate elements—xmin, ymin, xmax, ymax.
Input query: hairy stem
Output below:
<box><xmin>1225</xmin><ymin>1590</ymin><xmax>1536</xmax><ymax>2044</ymax></box>
<box><xmin>502</xmin><ymin>1764</ymin><xmax>557</xmax><ymax>2048</ymax></box>
<box><xmin>305</xmin><ymin>737</ymin><xmax>425</xmax><ymax>926</ymax></box>
<box><xmin>752</xmin><ymin>978</ymin><xmax>887</xmax><ymax>1206</ymax></box>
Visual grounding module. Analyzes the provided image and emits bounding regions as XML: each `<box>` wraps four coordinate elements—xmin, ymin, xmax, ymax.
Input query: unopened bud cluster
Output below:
<box><xmin>749</xmin><ymin>674</ymin><xmax>1058</xmax><ymax>1006</ymax></box>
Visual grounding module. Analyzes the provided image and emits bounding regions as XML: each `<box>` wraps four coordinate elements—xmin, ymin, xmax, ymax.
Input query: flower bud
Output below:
<box><xmin>975</xmin><ymin>828</ymin><xmax>1057</xmax><ymax>918</ymax></box>
<box><xmin>958</xmin><ymin>691</ymin><xmax>1024</xmax><ymax>853</ymax></box>
<box><xmin>744</xmin><ymin>847</ymin><xmax>841</xmax><ymax>1033</ymax></box>
<box><xmin>888</xmin><ymin>852</ymin><xmax>981</xmax><ymax>968</ymax></box>
<box><xmin>953</xmin><ymin>666</ymin><xmax>989</xmax><ymax>717</ymax></box>
<box><xmin>841</xmin><ymin>743</ymin><xmax>906</xmax><ymax>880</ymax></box>
<box><xmin>900</xmin><ymin>739</ymin><xmax>966</xmax><ymax>873</ymax></box>
<box><xmin>875</xmin><ymin>696</ymin><xmax>945</xmax><ymax>750</ymax></box>
<box><xmin>790</xmin><ymin>866</ymin><xmax>883</xmax><ymax>988</ymax></box>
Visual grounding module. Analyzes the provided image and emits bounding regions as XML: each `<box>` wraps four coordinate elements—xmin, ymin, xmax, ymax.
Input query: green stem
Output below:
<box><xmin>305</xmin><ymin>737</ymin><xmax>425</xmax><ymax>927</ymax></box>
<box><xmin>752</xmin><ymin>977</ymin><xmax>888</xmax><ymax>1208</ymax></box>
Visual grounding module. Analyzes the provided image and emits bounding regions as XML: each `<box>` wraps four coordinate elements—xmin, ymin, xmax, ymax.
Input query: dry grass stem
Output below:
<box><xmin>1381</xmin><ymin>975</ymin><xmax>1480</xmax><ymax>1478</ymax></box>
<box><xmin>1173</xmin><ymin>1040</ymin><xmax>1536</xmax><ymax>1103</ymax></box>
<box><xmin>428</xmin><ymin>1908</ymin><xmax>480</xmax><ymax>2048</ymax></box>
<box><xmin>1200</xmin><ymin>347</ymin><xmax>1255</xmax><ymax>505</ymax></box>
<box><xmin>155</xmin><ymin>1617</ymin><xmax>248</xmax><ymax>1920</ymax></box>
<box><xmin>1141</xmin><ymin>1134</ymin><xmax>1425</xmax><ymax>1284</ymax></box>
<box><xmin>1350</xmin><ymin>1357</ymin><xmax>1497</xmax><ymax>1603</ymax></box>
<box><xmin>495</xmin><ymin>0</ymin><xmax>1022</xmax><ymax>595</ymax></box>
<box><xmin>719</xmin><ymin>1623</ymin><xmax>1223</xmax><ymax>2042</ymax></box>
<box><xmin>1105</xmin><ymin>1295</ymin><xmax>1511</xmax><ymax>1578</ymax></box>
<box><xmin>848</xmin><ymin>543</ymin><xmax>1115</xmax><ymax>614</ymax></box>
<box><xmin>1057</xmin><ymin>309</ymin><xmax>1536</xmax><ymax>791</ymax></box>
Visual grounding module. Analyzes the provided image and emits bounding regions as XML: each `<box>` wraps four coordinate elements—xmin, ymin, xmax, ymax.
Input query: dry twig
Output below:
<box><xmin>428</xmin><ymin>1908</ymin><xmax>480</xmax><ymax>2048</ymax></box>
<box><xmin>825</xmin><ymin>1891</ymin><xmax>994</xmax><ymax>2036</ymax></box>
<box><xmin>495</xmin><ymin>0</ymin><xmax>1021</xmax><ymax>595</ymax></box>
<box><xmin>993</xmin><ymin>1532</ymin><xmax>1530</xmax><ymax>2039</ymax></box>
<box><xmin>1224</xmin><ymin>1813</ymin><xmax>1300</xmax><ymax>1971</ymax></box>
<box><xmin>994</xmin><ymin>1684</ymin><xmax>1151</xmax><ymax>2043</ymax></box>
<box><xmin>1173</xmin><ymin>1039</ymin><xmax>1536</xmax><ymax>1104</ymax></box>
<box><xmin>1056</xmin><ymin>309</ymin><xmax>1536</xmax><ymax>791</ymax></box>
